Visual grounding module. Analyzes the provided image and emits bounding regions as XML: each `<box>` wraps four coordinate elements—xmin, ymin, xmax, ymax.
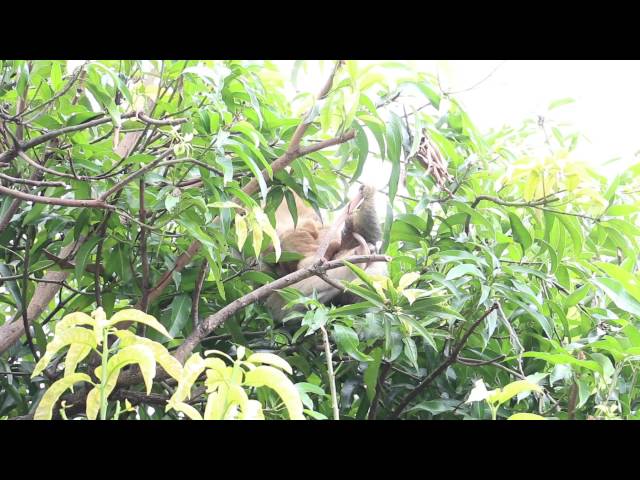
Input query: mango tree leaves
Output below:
<box><xmin>244</xmin><ymin>366</ymin><xmax>304</xmax><ymax>420</ymax></box>
<box><xmin>508</xmin><ymin>212</ymin><xmax>532</xmax><ymax>255</ymax></box>
<box><xmin>591</xmin><ymin>277</ymin><xmax>640</xmax><ymax>316</ymax></box>
<box><xmin>333</xmin><ymin>324</ymin><xmax>374</xmax><ymax>362</ymax></box>
<box><xmin>34</xmin><ymin>373</ymin><xmax>93</xmax><ymax>420</ymax></box>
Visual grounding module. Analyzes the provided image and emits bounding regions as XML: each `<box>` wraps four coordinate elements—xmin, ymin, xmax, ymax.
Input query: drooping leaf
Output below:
<box><xmin>34</xmin><ymin>373</ymin><xmax>93</xmax><ymax>420</ymax></box>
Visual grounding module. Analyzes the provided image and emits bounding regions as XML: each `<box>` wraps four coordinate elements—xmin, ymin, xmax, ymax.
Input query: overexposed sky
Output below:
<box><xmin>434</xmin><ymin>60</ymin><xmax>640</xmax><ymax>172</ymax></box>
<box><xmin>274</xmin><ymin>60</ymin><xmax>640</xmax><ymax>175</ymax></box>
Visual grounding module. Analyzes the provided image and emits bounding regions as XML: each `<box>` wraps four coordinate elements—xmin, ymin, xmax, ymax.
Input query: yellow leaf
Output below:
<box><xmin>115</xmin><ymin>331</ymin><xmax>183</xmax><ymax>381</ymax></box>
<box><xmin>508</xmin><ymin>413</ymin><xmax>545</xmax><ymax>420</ymax></box>
<box><xmin>251</xmin><ymin>221</ymin><xmax>264</xmax><ymax>257</ymax></box>
<box><xmin>239</xmin><ymin>400</ymin><xmax>265</xmax><ymax>420</ymax></box>
<box><xmin>85</xmin><ymin>386</ymin><xmax>101</xmax><ymax>421</ymax></box>
<box><xmin>64</xmin><ymin>344</ymin><xmax>92</xmax><ymax>377</ymax></box>
<box><xmin>397</xmin><ymin>272</ymin><xmax>421</xmax><ymax>292</ymax></box>
<box><xmin>203</xmin><ymin>385</ymin><xmax>228</xmax><ymax>420</ymax></box>
<box><xmin>235</xmin><ymin>214</ymin><xmax>248</xmax><ymax>251</ymax></box>
<box><xmin>54</xmin><ymin>312</ymin><xmax>95</xmax><ymax>335</ymax></box>
<box><xmin>255</xmin><ymin>209</ymin><xmax>281</xmax><ymax>262</ymax></box>
<box><xmin>171</xmin><ymin>354</ymin><xmax>206</xmax><ymax>404</ymax></box>
<box><xmin>168</xmin><ymin>400</ymin><xmax>203</xmax><ymax>420</ymax></box>
<box><xmin>108</xmin><ymin>309</ymin><xmax>172</xmax><ymax>339</ymax></box>
<box><xmin>487</xmin><ymin>380</ymin><xmax>543</xmax><ymax>406</ymax></box>
<box><xmin>34</xmin><ymin>373</ymin><xmax>93</xmax><ymax>420</ymax></box>
<box><xmin>402</xmin><ymin>289</ymin><xmax>421</xmax><ymax>305</ymax></box>
<box><xmin>247</xmin><ymin>352</ymin><xmax>293</xmax><ymax>375</ymax></box>
<box><xmin>106</xmin><ymin>344</ymin><xmax>156</xmax><ymax>395</ymax></box>
<box><xmin>244</xmin><ymin>366</ymin><xmax>304</xmax><ymax>420</ymax></box>
<box><xmin>32</xmin><ymin>327</ymin><xmax>97</xmax><ymax>378</ymax></box>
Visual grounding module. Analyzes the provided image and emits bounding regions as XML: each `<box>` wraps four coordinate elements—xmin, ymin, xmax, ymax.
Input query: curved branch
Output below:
<box><xmin>174</xmin><ymin>253</ymin><xmax>390</xmax><ymax>363</ymax></box>
<box><xmin>389</xmin><ymin>302</ymin><xmax>499</xmax><ymax>419</ymax></box>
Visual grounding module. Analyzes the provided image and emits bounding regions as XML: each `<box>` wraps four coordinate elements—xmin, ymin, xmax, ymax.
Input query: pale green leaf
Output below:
<box><xmin>508</xmin><ymin>413</ymin><xmax>545</xmax><ymax>420</ymax></box>
<box><xmin>106</xmin><ymin>344</ymin><xmax>156</xmax><ymax>395</ymax></box>
<box><xmin>244</xmin><ymin>366</ymin><xmax>304</xmax><ymax>420</ymax></box>
<box><xmin>34</xmin><ymin>373</ymin><xmax>92</xmax><ymax>420</ymax></box>
<box><xmin>108</xmin><ymin>309</ymin><xmax>172</xmax><ymax>339</ymax></box>
<box><xmin>247</xmin><ymin>353</ymin><xmax>293</xmax><ymax>375</ymax></box>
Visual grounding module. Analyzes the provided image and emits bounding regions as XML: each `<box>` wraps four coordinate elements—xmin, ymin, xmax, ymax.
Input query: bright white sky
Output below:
<box><xmin>273</xmin><ymin>60</ymin><xmax>640</xmax><ymax>175</ymax></box>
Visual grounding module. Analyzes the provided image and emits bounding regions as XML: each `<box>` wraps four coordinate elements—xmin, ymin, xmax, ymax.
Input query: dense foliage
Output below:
<box><xmin>1</xmin><ymin>60</ymin><xmax>639</xmax><ymax>420</ymax></box>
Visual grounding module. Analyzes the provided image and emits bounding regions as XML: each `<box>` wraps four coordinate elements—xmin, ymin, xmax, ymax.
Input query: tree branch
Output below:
<box><xmin>389</xmin><ymin>302</ymin><xmax>499</xmax><ymax>419</ymax></box>
<box><xmin>174</xmin><ymin>253</ymin><xmax>390</xmax><ymax>363</ymax></box>
<box><xmin>0</xmin><ymin>112</ymin><xmax>138</xmax><ymax>164</ymax></box>
<box><xmin>0</xmin><ymin>172</ymin><xmax>67</xmax><ymax>187</ymax></box>
<box><xmin>0</xmin><ymin>184</ymin><xmax>112</xmax><ymax>209</ymax></box>
<box><xmin>320</xmin><ymin>325</ymin><xmax>340</xmax><ymax>420</ymax></box>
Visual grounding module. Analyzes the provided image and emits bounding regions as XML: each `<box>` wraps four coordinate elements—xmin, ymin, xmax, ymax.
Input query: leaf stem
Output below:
<box><xmin>99</xmin><ymin>327</ymin><xmax>110</xmax><ymax>420</ymax></box>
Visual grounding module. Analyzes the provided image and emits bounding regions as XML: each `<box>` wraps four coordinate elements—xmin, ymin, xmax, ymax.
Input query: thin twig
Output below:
<box><xmin>320</xmin><ymin>325</ymin><xmax>340</xmax><ymax>420</ymax></box>
<box><xmin>389</xmin><ymin>303</ymin><xmax>499</xmax><ymax>419</ymax></box>
<box><xmin>21</xmin><ymin>227</ymin><xmax>40</xmax><ymax>360</ymax></box>
<box><xmin>192</xmin><ymin>259</ymin><xmax>209</xmax><ymax>327</ymax></box>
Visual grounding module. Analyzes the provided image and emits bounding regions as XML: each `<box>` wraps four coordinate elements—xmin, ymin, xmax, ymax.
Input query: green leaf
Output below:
<box><xmin>445</xmin><ymin>264</ymin><xmax>485</xmax><ymax>281</ymax></box>
<box><xmin>50</xmin><ymin>62</ymin><xmax>63</xmax><ymax>90</ymax></box>
<box><xmin>333</xmin><ymin>324</ymin><xmax>374</xmax><ymax>362</ymax></box>
<box><xmin>521</xmin><ymin>352</ymin><xmax>601</xmax><ymax>372</ymax></box>
<box><xmin>402</xmin><ymin>337</ymin><xmax>419</xmax><ymax>372</ymax></box>
<box><xmin>351</xmin><ymin>121</ymin><xmax>369</xmax><ymax>183</ymax></box>
<box><xmin>0</xmin><ymin>263</ymin><xmax>22</xmax><ymax>311</ymax></box>
<box><xmin>605</xmin><ymin>204</ymin><xmax>640</xmax><ymax>216</ymax></box>
<box><xmin>284</xmin><ymin>189</ymin><xmax>298</xmax><ymax>229</ymax></box>
<box><xmin>363</xmin><ymin>347</ymin><xmax>383</xmax><ymax>402</ymax></box>
<box><xmin>74</xmin><ymin>236</ymin><xmax>101</xmax><ymax>282</ymax></box>
<box><xmin>563</xmin><ymin>284</ymin><xmax>591</xmax><ymax>309</ymax></box>
<box><xmin>34</xmin><ymin>373</ymin><xmax>93</xmax><ymax>420</ymax></box>
<box><xmin>508</xmin><ymin>212</ymin><xmax>532</xmax><ymax>255</ymax></box>
<box><xmin>548</xmin><ymin>97</ymin><xmax>575</xmax><ymax>110</ymax></box>
<box><xmin>400</xmin><ymin>315</ymin><xmax>437</xmax><ymax>351</ymax></box>
<box><xmin>593</xmin><ymin>262</ymin><xmax>640</xmax><ymax>301</ymax></box>
<box><xmin>386</xmin><ymin>112</ymin><xmax>403</xmax><ymax>203</ymax></box>
<box><xmin>592</xmin><ymin>277</ymin><xmax>640</xmax><ymax>317</ymax></box>
<box><xmin>168</xmin><ymin>294</ymin><xmax>192</xmax><ymax>338</ymax></box>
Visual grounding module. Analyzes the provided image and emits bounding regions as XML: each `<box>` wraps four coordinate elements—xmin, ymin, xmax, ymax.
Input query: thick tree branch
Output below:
<box><xmin>174</xmin><ymin>253</ymin><xmax>390</xmax><ymax>363</ymax></box>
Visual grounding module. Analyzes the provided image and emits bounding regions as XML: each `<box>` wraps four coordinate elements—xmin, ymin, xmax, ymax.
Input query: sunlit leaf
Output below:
<box><xmin>34</xmin><ymin>373</ymin><xmax>93</xmax><ymax>420</ymax></box>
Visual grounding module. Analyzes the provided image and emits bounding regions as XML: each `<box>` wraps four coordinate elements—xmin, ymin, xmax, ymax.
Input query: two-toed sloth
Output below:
<box><xmin>265</xmin><ymin>185</ymin><xmax>387</xmax><ymax>321</ymax></box>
